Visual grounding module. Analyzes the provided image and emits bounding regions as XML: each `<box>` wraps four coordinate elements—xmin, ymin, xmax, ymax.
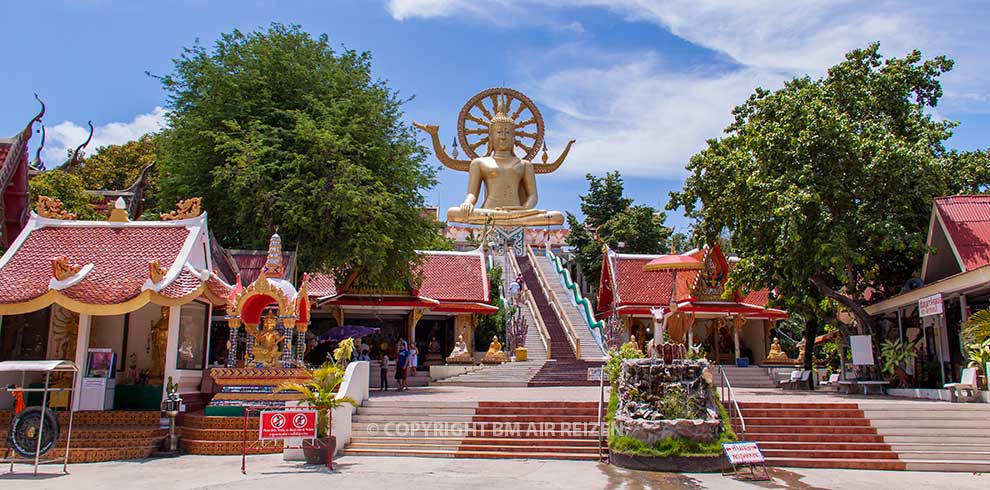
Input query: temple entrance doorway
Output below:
<box><xmin>415</xmin><ymin>316</ymin><xmax>454</xmax><ymax>369</ymax></box>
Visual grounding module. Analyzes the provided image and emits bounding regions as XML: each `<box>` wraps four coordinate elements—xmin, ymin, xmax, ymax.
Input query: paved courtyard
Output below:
<box><xmin>2</xmin><ymin>454</ymin><xmax>985</xmax><ymax>490</ymax></box>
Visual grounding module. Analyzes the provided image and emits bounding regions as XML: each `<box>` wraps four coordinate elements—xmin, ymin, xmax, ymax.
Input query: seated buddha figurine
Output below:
<box><xmin>446</xmin><ymin>335</ymin><xmax>473</xmax><ymax>364</ymax></box>
<box><xmin>766</xmin><ymin>338</ymin><xmax>790</xmax><ymax>362</ymax></box>
<box><xmin>252</xmin><ymin>311</ymin><xmax>284</xmax><ymax>367</ymax></box>
<box><xmin>415</xmin><ymin>93</ymin><xmax>571</xmax><ymax>227</ymax></box>
<box><xmin>482</xmin><ymin>335</ymin><xmax>509</xmax><ymax>364</ymax></box>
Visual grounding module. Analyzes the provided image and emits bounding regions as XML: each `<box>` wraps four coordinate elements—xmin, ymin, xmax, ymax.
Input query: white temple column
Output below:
<box><xmin>71</xmin><ymin>313</ymin><xmax>92</xmax><ymax>411</ymax></box>
<box><xmin>733</xmin><ymin>323</ymin><xmax>741</xmax><ymax>360</ymax></box>
<box><xmin>163</xmin><ymin>305</ymin><xmax>181</xmax><ymax>399</ymax></box>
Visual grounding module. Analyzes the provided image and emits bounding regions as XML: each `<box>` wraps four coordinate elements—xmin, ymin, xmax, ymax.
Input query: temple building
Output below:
<box><xmin>0</xmin><ymin>197</ymin><xmax>232</xmax><ymax>411</ymax></box>
<box><xmin>596</xmin><ymin>245</ymin><xmax>788</xmax><ymax>364</ymax></box>
<box><xmin>867</xmin><ymin>195</ymin><xmax>990</xmax><ymax>385</ymax></box>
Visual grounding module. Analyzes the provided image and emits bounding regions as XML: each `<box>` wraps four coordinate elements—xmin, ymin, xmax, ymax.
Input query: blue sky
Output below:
<box><xmin>2</xmin><ymin>1</ymin><xmax>988</xmax><ymax>232</ymax></box>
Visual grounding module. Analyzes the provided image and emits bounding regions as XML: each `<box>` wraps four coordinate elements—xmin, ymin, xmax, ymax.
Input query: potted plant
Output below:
<box><xmin>966</xmin><ymin>339</ymin><xmax>990</xmax><ymax>390</ymax></box>
<box><xmin>276</xmin><ymin>338</ymin><xmax>358</xmax><ymax>465</ymax></box>
<box><xmin>506</xmin><ymin>308</ymin><xmax>528</xmax><ymax>361</ymax></box>
<box><xmin>880</xmin><ymin>339</ymin><xmax>917</xmax><ymax>388</ymax></box>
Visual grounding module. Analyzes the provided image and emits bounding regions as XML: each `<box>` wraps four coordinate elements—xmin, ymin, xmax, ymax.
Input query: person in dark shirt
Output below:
<box><xmin>395</xmin><ymin>341</ymin><xmax>409</xmax><ymax>391</ymax></box>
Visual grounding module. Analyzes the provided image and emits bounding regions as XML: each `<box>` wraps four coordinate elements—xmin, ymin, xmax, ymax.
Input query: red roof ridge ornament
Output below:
<box><xmin>35</xmin><ymin>196</ymin><xmax>76</xmax><ymax>220</ymax></box>
<box><xmin>260</xmin><ymin>232</ymin><xmax>285</xmax><ymax>279</ymax></box>
<box><xmin>160</xmin><ymin>197</ymin><xmax>203</xmax><ymax>221</ymax></box>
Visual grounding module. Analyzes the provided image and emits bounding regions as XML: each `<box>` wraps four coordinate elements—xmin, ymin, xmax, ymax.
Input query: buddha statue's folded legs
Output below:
<box><xmin>446</xmin><ymin>206</ymin><xmax>564</xmax><ymax>226</ymax></box>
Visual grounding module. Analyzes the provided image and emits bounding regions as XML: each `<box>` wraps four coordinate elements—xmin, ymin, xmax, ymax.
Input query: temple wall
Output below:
<box><xmin>126</xmin><ymin>303</ymin><xmax>164</xmax><ymax>379</ymax></box>
<box><xmin>742</xmin><ymin>320</ymin><xmax>768</xmax><ymax>362</ymax></box>
<box><xmin>89</xmin><ymin>314</ymin><xmax>126</xmax><ymax>380</ymax></box>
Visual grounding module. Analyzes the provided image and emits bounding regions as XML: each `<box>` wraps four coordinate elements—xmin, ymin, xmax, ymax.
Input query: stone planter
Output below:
<box><xmin>302</xmin><ymin>436</ymin><xmax>336</xmax><ymax>465</ymax></box>
<box><xmin>610</xmin><ymin>451</ymin><xmax>723</xmax><ymax>472</ymax></box>
<box><xmin>514</xmin><ymin>347</ymin><xmax>528</xmax><ymax>362</ymax></box>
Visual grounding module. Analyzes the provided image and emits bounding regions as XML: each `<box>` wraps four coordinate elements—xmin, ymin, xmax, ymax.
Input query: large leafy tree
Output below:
<box><xmin>566</xmin><ymin>171</ymin><xmax>671</xmax><ymax>295</ymax></box>
<box><xmin>78</xmin><ymin>134</ymin><xmax>160</xmax><ymax>213</ymax></box>
<box><xmin>28</xmin><ymin>170</ymin><xmax>101</xmax><ymax>220</ymax></box>
<box><xmin>156</xmin><ymin>24</ymin><xmax>440</xmax><ymax>284</ymax></box>
<box><xmin>669</xmin><ymin>44</ymin><xmax>990</xmax><ymax>339</ymax></box>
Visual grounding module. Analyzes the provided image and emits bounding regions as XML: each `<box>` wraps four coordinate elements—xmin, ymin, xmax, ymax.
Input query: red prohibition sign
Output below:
<box><xmin>293</xmin><ymin>413</ymin><xmax>308</xmax><ymax>428</ymax></box>
<box><xmin>270</xmin><ymin>413</ymin><xmax>286</xmax><ymax>429</ymax></box>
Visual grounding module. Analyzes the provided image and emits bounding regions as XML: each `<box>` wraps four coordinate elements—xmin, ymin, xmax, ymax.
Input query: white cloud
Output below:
<box><xmin>42</xmin><ymin>107</ymin><xmax>167</xmax><ymax>165</ymax></box>
<box><xmin>531</xmin><ymin>57</ymin><xmax>773</xmax><ymax>178</ymax></box>
<box><xmin>388</xmin><ymin>0</ymin><xmax>990</xmax><ymax>178</ymax></box>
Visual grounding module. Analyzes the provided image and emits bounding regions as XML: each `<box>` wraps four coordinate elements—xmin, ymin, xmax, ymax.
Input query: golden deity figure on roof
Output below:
<box><xmin>415</xmin><ymin>87</ymin><xmax>574</xmax><ymax>227</ymax></box>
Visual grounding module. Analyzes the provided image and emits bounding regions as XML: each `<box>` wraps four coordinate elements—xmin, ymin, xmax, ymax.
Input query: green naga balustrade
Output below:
<box><xmin>546</xmin><ymin>248</ymin><xmax>606</xmax><ymax>352</ymax></box>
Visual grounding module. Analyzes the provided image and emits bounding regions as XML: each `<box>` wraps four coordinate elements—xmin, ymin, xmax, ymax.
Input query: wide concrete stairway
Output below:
<box><xmin>738</xmin><ymin>399</ymin><xmax>990</xmax><ymax>472</ymax></box>
<box><xmin>861</xmin><ymin>401</ymin><xmax>990</xmax><ymax>472</ymax></box>
<box><xmin>738</xmin><ymin>401</ymin><xmax>903</xmax><ymax>470</ymax></box>
<box><xmin>345</xmin><ymin>398</ymin><xmax>603</xmax><ymax>460</ymax></box>
<box><xmin>179</xmin><ymin>412</ymin><xmax>282</xmax><ymax>455</ymax></box>
<box><xmin>531</xmin><ymin>253</ymin><xmax>605</xmax><ymax>361</ymax></box>
<box><xmin>518</xmin><ymin>256</ymin><xmax>601</xmax><ymax>386</ymax></box>
<box><xmin>714</xmin><ymin>365</ymin><xmax>777</xmax><ymax>388</ymax></box>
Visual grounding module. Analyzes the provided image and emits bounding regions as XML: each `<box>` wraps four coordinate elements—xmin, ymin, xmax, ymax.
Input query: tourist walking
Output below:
<box><xmin>395</xmin><ymin>341</ymin><xmax>410</xmax><ymax>391</ymax></box>
<box><xmin>409</xmin><ymin>345</ymin><xmax>418</xmax><ymax>374</ymax></box>
<box><xmin>380</xmin><ymin>353</ymin><xmax>389</xmax><ymax>391</ymax></box>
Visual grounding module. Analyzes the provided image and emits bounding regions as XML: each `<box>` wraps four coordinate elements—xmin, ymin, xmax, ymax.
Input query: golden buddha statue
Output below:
<box><xmin>252</xmin><ymin>311</ymin><xmax>284</xmax><ymax>367</ymax></box>
<box><xmin>446</xmin><ymin>334</ymin><xmax>473</xmax><ymax>364</ymax></box>
<box><xmin>148</xmin><ymin>306</ymin><xmax>169</xmax><ymax>380</ymax></box>
<box><xmin>767</xmin><ymin>338</ymin><xmax>788</xmax><ymax>361</ymax></box>
<box><xmin>483</xmin><ymin>335</ymin><xmax>509</xmax><ymax>364</ymax></box>
<box><xmin>415</xmin><ymin>87</ymin><xmax>573</xmax><ymax>227</ymax></box>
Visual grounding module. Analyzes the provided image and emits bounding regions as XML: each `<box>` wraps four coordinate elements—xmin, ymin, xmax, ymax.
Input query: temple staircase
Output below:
<box><xmin>179</xmin><ymin>411</ymin><xmax>282</xmax><ymax>455</ymax></box>
<box><xmin>0</xmin><ymin>410</ymin><xmax>165</xmax><ymax>463</ymax></box>
<box><xmin>518</xmin><ymin>255</ymin><xmax>602</xmax><ymax>386</ymax></box>
<box><xmin>345</xmin><ymin>398</ymin><xmax>603</xmax><ymax>460</ymax></box>
<box><xmin>738</xmin><ymin>399</ymin><xmax>990</xmax><ymax>472</ymax></box>
<box><xmin>714</xmin><ymin>365</ymin><xmax>776</xmax><ymax>388</ymax></box>
<box><xmin>531</xmin><ymin>253</ymin><xmax>605</xmax><ymax>361</ymax></box>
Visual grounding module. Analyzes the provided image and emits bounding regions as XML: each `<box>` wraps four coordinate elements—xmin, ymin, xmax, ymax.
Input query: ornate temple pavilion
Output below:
<box><xmin>307</xmin><ymin>248</ymin><xmax>496</xmax><ymax>362</ymax></box>
<box><xmin>597</xmin><ymin>245</ymin><xmax>788</xmax><ymax>364</ymax></box>
<box><xmin>0</xmin><ymin>197</ymin><xmax>232</xmax><ymax>411</ymax></box>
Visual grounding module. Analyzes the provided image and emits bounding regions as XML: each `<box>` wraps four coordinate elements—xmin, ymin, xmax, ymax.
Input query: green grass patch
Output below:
<box><xmin>607</xmin><ymin>388</ymin><xmax>736</xmax><ymax>458</ymax></box>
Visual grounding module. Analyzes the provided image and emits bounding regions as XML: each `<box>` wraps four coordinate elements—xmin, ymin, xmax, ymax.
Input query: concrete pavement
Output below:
<box><xmin>2</xmin><ymin>454</ymin><xmax>986</xmax><ymax>490</ymax></box>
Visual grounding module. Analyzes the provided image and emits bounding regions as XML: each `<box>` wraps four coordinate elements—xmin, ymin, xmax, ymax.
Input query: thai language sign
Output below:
<box><xmin>259</xmin><ymin>410</ymin><xmax>317</xmax><ymax>440</ymax></box>
<box><xmin>722</xmin><ymin>442</ymin><xmax>765</xmax><ymax>465</ymax></box>
<box><xmin>919</xmin><ymin>293</ymin><xmax>943</xmax><ymax>317</ymax></box>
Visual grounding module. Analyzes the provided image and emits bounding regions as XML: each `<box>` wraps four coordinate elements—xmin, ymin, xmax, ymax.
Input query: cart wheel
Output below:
<box><xmin>7</xmin><ymin>406</ymin><xmax>59</xmax><ymax>458</ymax></box>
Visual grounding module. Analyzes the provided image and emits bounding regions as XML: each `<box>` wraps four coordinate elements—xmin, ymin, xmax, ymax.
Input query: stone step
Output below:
<box><xmin>756</xmin><ymin>441</ymin><xmax>893</xmax><ymax>451</ymax></box>
<box><xmin>744</xmin><ymin>417</ymin><xmax>872</xmax><ymax>427</ymax></box>
<box><xmin>902</xmin><ymin>460</ymin><xmax>990</xmax><ymax>472</ymax></box>
<box><xmin>180</xmin><ymin>438</ymin><xmax>282</xmax><ymax>455</ymax></box>
<box><xmin>355</xmin><ymin>406</ymin><xmax>477</xmax><ymax>415</ymax></box>
<box><xmin>350</xmin><ymin>441</ymin><xmax>599</xmax><ymax>454</ymax></box>
<box><xmin>342</xmin><ymin>447</ymin><xmax>599</xmax><ymax>460</ymax></box>
<box><xmin>738</xmin><ymin>402</ymin><xmax>860</xmax><ymax>409</ymax></box>
<box><xmin>761</xmin><ymin>449</ymin><xmax>898</xmax><ymax>460</ymax></box>
<box><xmin>874</xmin><ymin>427</ymin><xmax>990</xmax><ymax>437</ymax></box>
<box><xmin>870</xmin><ymin>419</ymin><xmax>990</xmax><ymax>428</ymax></box>
<box><xmin>739</xmin><ymin>409</ymin><xmax>865</xmax><ymax>418</ymax></box>
<box><xmin>745</xmin><ymin>433</ymin><xmax>885</xmax><ymax>443</ymax></box>
<box><xmin>766</xmin><ymin>457</ymin><xmax>905</xmax><ymax>471</ymax></box>
<box><xmin>352</xmin><ymin>428</ymin><xmax>599</xmax><ymax>438</ymax></box>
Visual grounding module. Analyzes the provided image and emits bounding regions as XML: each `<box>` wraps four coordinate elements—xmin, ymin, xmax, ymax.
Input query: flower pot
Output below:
<box><xmin>514</xmin><ymin>347</ymin><xmax>528</xmax><ymax>362</ymax></box>
<box><xmin>302</xmin><ymin>436</ymin><xmax>336</xmax><ymax>465</ymax></box>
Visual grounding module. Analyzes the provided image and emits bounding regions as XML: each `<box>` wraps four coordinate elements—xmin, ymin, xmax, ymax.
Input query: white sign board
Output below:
<box><xmin>723</xmin><ymin>442</ymin><xmax>765</xmax><ymax>465</ymax></box>
<box><xmin>587</xmin><ymin>367</ymin><xmax>608</xmax><ymax>382</ymax></box>
<box><xmin>919</xmin><ymin>293</ymin><xmax>943</xmax><ymax>317</ymax></box>
<box><xmin>850</xmin><ymin>335</ymin><xmax>875</xmax><ymax>366</ymax></box>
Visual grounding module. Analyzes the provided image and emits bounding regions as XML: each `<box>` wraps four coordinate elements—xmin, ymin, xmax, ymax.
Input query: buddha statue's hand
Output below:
<box><xmin>459</xmin><ymin>202</ymin><xmax>474</xmax><ymax>215</ymax></box>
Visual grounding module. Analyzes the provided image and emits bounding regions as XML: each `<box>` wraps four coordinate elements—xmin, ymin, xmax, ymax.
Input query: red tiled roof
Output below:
<box><xmin>0</xmin><ymin>144</ymin><xmax>10</xmax><ymax>165</ymax></box>
<box><xmin>229</xmin><ymin>251</ymin><xmax>296</xmax><ymax>285</ymax></box>
<box><xmin>307</xmin><ymin>251</ymin><xmax>488</xmax><ymax>304</ymax></box>
<box><xmin>205</xmin><ymin>273</ymin><xmax>233</xmax><ymax>300</ymax></box>
<box><xmin>307</xmin><ymin>272</ymin><xmax>338</xmax><ymax>298</ymax></box>
<box><xmin>0</xmin><ymin>225</ymin><xmax>190</xmax><ymax>304</ymax></box>
<box><xmin>415</xmin><ymin>252</ymin><xmax>487</xmax><ymax>303</ymax></box>
<box><xmin>935</xmin><ymin>195</ymin><xmax>990</xmax><ymax>271</ymax></box>
<box><xmin>158</xmin><ymin>268</ymin><xmax>202</xmax><ymax>299</ymax></box>
<box><xmin>741</xmin><ymin>289</ymin><xmax>770</xmax><ymax>307</ymax></box>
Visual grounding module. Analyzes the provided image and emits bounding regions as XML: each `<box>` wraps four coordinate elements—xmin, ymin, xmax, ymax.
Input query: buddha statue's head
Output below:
<box><xmin>489</xmin><ymin>95</ymin><xmax>515</xmax><ymax>154</ymax></box>
<box><xmin>263</xmin><ymin>310</ymin><xmax>277</xmax><ymax>331</ymax></box>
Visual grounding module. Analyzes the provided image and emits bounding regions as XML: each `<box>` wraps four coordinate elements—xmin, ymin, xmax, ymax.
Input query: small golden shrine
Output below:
<box><xmin>223</xmin><ymin>232</ymin><xmax>311</xmax><ymax>368</ymax></box>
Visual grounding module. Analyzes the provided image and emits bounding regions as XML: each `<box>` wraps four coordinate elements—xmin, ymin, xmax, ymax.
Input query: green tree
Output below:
<box><xmin>668</xmin><ymin>44</ymin><xmax>989</xmax><ymax>341</ymax></box>
<box><xmin>566</xmin><ymin>172</ymin><xmax>671</xmax><ymax>295</ymax></box>
<box><xmin>78</xmin><ymin>134</ymin><xmax>160</xmax><ymax>212</ymax></box>
<box><xmin>156</xmin><ymin>24</ymin><xmax>440</xmax><ymax>284</ymax></box>
<box><xmin>28</xmin><ymin>170</ymin><xmax>101</xmax><ymax>220</ymax></box>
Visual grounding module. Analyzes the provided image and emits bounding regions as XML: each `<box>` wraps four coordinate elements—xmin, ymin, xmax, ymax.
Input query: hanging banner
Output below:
<box><xmin>918</xmin><ymin>293</ymin><xmax>943</xmax><ymax>317</ymax></box>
